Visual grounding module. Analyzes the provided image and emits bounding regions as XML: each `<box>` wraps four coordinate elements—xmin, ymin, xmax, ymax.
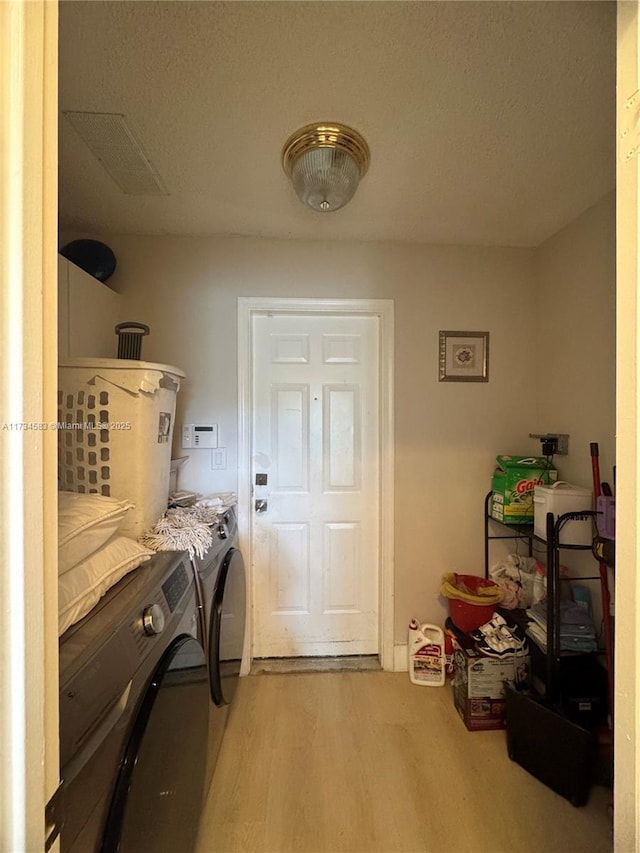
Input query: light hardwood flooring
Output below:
<box><xmin>196</xmin><ymin>671</ymin><xmax>613</xmax><ymax>853</ymax></box>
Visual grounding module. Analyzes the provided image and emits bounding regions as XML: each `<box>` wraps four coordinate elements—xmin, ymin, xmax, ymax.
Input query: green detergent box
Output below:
<box><xmin>491</xmin><ymin>455</ymin><xmax>557</xmax><ymax>524</ymax></box>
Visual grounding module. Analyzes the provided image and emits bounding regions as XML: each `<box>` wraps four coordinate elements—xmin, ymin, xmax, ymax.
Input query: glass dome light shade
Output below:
<box><xmin>290</xmin><ymin>146</ymin><xmax>361</xmax><ymax>212</ymax></box>
<box><xmin>282</xmin><ymin>123</ymin><xmax>370</xmax><ymax>213</ymax></box>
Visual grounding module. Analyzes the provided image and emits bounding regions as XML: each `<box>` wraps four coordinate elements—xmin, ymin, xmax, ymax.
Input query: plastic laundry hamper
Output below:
<box><xmin>58</xmin><ymin>358</ymin><xmax>185</xmax><ymax>539</ymax></box>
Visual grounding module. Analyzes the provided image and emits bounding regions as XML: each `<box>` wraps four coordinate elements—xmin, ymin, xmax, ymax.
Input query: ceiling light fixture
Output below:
<box><xmin>282</xmin><ymin>122</ymin><xmax>370</xmax><ymax>213</ymax></box>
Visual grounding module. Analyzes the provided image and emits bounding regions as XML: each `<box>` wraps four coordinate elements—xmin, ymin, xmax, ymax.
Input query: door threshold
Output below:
<box><xmin>250</xmin><ymin>655</ymin><xmax>381</xmax><ymax>675</ymax></box>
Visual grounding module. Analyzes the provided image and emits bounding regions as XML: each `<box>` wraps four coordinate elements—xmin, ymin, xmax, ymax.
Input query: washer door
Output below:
<box><xmin>102</xmin><ymin>635</ymin><xmax>209</xmax><ymax>853</ymax></box>
<box><xmin>209</xmin><ymin>547</ymin><xmax>246</xmax><ymax>706</ymax></box>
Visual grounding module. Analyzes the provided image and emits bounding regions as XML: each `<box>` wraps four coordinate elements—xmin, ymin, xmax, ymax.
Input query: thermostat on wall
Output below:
<box><xmin>181</xmin><ymin>423</ymin><xmax>218</xmax><ymax>449</ymax></box>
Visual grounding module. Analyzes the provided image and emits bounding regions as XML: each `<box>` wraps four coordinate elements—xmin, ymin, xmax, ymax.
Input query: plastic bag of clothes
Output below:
<box><xmin>489</xmin><ymin>554</ymin><xmax>542</xmax><ymax>609</ymax></box>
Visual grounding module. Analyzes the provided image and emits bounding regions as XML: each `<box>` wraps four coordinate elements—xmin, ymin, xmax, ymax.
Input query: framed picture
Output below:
<box><xmin>439</xmin><ymin>330</ymin><xmax>489</xmax><ymax>382</ymax></box>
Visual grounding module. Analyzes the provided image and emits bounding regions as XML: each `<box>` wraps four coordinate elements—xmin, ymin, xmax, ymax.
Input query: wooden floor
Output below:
<box><xmin>196</xmin><ymin>671</ymin><xmax>613</xmax><ymax>853</ymax></box>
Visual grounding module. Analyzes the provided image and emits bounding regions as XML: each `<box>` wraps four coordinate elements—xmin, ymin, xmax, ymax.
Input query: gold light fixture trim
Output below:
<box><xmin>282</xmin><ymin>122</ymin><xmax>370</xmax><ymax>177</ymax></box>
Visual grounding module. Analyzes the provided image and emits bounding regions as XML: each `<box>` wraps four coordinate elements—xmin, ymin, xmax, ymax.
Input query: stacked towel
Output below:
<box><xmin>195</xmin><ymin>493</ymin><xmax>237</xmax><ymax>512</ymax></box>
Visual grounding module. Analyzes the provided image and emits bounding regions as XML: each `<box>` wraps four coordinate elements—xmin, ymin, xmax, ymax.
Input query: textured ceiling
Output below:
<box><xmin>58</xmin><ymin>1</ymin><xmax>616</xmax><ymax>247</ymax></box>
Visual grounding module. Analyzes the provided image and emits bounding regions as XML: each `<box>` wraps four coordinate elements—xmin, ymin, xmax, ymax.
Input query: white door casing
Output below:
<box><xmin>615</xmin><ymin>2</ymin><xmax>640</xmax><ymax>846</ymax></box>
<box><xmin>0</xmin><ymin>2</ymin><xmax>59</xmax><ymax>850</ymax></box>
<box><xmin>238</xmin><ymin>298</ymin><xmax>394</xmax><ymax>670</ymax></box>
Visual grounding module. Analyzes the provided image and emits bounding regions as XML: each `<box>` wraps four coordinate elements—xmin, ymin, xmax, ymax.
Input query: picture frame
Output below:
<box><xmin>439</xmin><ymin>330</ymin><xmax>489</xmax><ymax>382</ymax></box>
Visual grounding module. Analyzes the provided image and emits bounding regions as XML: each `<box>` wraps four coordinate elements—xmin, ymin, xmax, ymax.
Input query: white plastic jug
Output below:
<box><xmin>407</xmin><ymin>619</ymin><xmax>445</xmax><ymax>686</ymax></box>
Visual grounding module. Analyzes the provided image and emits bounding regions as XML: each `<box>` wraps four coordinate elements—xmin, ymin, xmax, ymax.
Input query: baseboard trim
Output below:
<box><xmin>394</xmin><ymin>644</ymin><xmax>408</xmax><ymax>672</ymax></box>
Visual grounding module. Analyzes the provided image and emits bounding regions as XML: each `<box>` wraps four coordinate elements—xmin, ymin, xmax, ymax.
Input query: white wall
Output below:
<box><xmin>533</xmin><ymin>192</ymin><xmax>616</xmax><ymax>488</ymax></box>
<box><xmin>70</xmin><ymin>234</ymin><xmax>539</xmax><ymax>641</ymax></box>
<box><xmin>531</xmin><ymin>194</ymin><xmax>616</xmax><ymax>628</ymax></box>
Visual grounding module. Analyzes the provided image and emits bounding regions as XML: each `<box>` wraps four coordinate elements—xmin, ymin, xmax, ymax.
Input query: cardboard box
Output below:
<box><xmin>491</xmin><ymin>455</ymin><xmax>557</xmax><ymax>524</ymax></box>
<box><xmin>452</xmin><ymin>635</ymin><xmax>530</xmax><ymax>732</ymax></box>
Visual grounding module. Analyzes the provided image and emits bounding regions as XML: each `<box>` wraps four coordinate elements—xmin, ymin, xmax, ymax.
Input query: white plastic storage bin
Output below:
<box><xmin>58</xmin><ymin>358</ymin><xmax>185</xmax><ymax>539</ymax></box>
<box><xmin>533</xmin><ymin>482</ymin><xmax>593</xmax><ymax>546</ymax></box>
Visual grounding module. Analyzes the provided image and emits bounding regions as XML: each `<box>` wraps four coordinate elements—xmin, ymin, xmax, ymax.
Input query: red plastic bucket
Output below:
<box><xmin>444</xmin><ymin>574</ymin><xmax>501</xmax><ymax>633</ymax></box>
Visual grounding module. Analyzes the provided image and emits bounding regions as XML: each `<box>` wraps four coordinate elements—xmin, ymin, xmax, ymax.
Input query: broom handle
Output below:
<box><xmin>590</xmin><ymin>442</ymin><xmax>602</xmax><ymax>498</ymax></box>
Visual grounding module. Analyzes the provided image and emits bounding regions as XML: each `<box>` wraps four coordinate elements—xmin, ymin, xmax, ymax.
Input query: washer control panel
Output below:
<box><xmin>161</xmin><ymin>561</ymin><xmax>190</xmax><ymax>613</ymax></box>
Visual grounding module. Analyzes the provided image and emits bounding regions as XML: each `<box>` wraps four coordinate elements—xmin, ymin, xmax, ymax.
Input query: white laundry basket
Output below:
<box><xmin>58</xmin><ymin>358</ymin><xmax>186</xmax><ymax>539</ymax></box>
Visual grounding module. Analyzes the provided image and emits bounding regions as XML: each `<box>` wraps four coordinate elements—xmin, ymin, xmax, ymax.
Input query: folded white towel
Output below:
<box><xmin>196</xmin><ymin>492</ymin><xmax>237</xmax><ymax>511</ymax></box>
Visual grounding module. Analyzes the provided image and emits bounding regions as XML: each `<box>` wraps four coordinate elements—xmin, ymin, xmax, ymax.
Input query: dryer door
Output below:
<box><xmin>209</xmin><ymin>547</ymin><xmax>247</xmax><ymax>706</ymax></box>
<box><xmin>102</xmin><ymin>635</ymin><xmax>209</xmax><ymax>853</ymax></box>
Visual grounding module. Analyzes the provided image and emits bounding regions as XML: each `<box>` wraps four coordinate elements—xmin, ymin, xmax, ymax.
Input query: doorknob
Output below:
<box><xmin>255</xmin><ymin>499</ymin><xmax>268</xmax><ymax>513</ymax></box>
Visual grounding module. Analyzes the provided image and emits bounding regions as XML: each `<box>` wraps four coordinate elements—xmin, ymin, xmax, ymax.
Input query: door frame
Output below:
<box><xmin>238</xmin><ymin>297</ymin><xmax>395</xmax><ymax>672</ymax></box>
<box><xmin>615</xmin><ymin>2</ymin><xmax>640</xmax><ymax>844</ymax></box>
<box><xmin>1</xmin><ymin>1</ymin><xmax>59</xmax><ymax>849</ymax></box>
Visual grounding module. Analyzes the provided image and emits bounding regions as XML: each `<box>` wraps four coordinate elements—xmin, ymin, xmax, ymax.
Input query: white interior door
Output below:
<box><xmin>251</xmin><ymin>312</ymin><xmax>380</xmax><ymax>657</ymax></box>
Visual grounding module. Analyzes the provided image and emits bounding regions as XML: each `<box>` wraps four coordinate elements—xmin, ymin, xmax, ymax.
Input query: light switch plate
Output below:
<box><xmin>211</xmin><ymin>447</ymin><xmax>227</xmax><ymax>470</ymax></box>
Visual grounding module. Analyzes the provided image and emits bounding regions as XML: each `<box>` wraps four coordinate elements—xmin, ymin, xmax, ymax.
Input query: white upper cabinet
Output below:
<box><xmin>58</xmin><ymin>255</ymin><xmax>121</xmax><ymax>359</ymax></box>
